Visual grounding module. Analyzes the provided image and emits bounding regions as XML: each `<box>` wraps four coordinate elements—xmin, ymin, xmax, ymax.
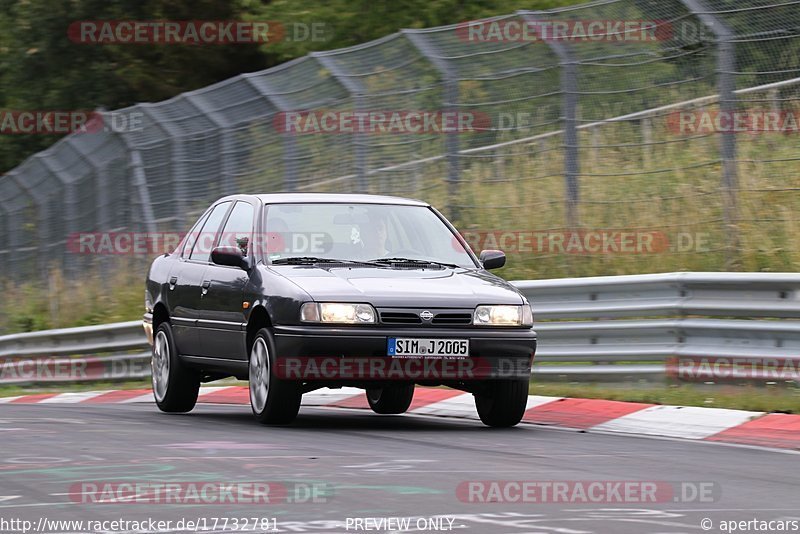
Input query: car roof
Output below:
<box><xmin>219</xmin><ymin>193</ymin><xmax>430</xmax><ymax>207</ymax></box>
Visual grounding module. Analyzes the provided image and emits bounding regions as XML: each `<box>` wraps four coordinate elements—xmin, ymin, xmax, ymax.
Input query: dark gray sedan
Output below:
<box><xmin>144</xmin><ymin>194</ymin><xmax>536</xmax><ymax>427</ymax></box>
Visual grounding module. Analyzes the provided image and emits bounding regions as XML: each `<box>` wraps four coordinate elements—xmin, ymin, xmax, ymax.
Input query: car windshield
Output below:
<box><xmin>262</xmin><ymin>203</ymin><xmax>477</xmax><ymax>268</ymax></box>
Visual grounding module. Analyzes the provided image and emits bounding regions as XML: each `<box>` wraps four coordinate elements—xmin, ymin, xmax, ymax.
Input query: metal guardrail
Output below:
<box><xmin>516</xmin><ymin>272</ymin><xmax>800</xmax><ymax>382</ymax></box>
<box><xmin>514</xmin><ymin>272</ymin><xmax>800</xmax><ymax>319</ymax></box>
<box><xmin>1</xmin><ymin>272</ymin><xmax>799</xmax><ymax>385</ymax></box>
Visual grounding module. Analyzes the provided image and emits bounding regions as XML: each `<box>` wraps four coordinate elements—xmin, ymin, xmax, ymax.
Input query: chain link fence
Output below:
<box><xmin>1</xmin><ymin>0</ymin><xmax>799</xmax><ymax>283</ymax></box>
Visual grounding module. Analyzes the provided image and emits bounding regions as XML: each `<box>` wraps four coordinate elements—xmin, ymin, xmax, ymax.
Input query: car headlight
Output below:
<box><xmin>473</xmin><ymin>305</ymin><xmax>533</xmax><ymax>326</ymax></box>
<box><xmin>300</xmin><ymin>302</ymin><xmax>376</xmax><ymax>324</ymax></box>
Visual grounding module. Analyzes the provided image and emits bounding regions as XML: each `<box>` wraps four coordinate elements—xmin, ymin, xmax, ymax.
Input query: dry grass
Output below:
<box><xmin>0</xmin><ymin>263</ymin><xmax>145</xmax><ymax>334</ymax></box>
<box><xmin>1</xmin><ymin>113</ymin><xmax>799</xmax><ymax>334</ymax></box>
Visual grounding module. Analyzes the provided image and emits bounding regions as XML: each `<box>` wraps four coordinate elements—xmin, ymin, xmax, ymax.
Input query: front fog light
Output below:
<box><xmin>473</xmin><ymin>305</ymin><xmax>527</xmax><ymax>326</ymax></box>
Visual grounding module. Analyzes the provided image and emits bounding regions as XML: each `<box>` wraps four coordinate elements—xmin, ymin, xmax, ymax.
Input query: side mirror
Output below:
<box><xmin>211</xmin><ymin>246</ymin><xmax>250</xmax><ymax>270</ymax></box>
<box><xmin>479</xmin><ymin>249</ymin><xmax>506</xmax><ymax>270</ymax></box>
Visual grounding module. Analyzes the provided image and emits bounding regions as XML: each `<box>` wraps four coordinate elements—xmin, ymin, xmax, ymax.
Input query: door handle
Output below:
<box><xmin>168</xmin><ymin>276</ymin><xmax>178</xmax><ymax>290</ymax></box>
<box><xmin>201</xmin><ymin>280</ymin><xmax>211</xmax><ymax>296</ymax></box>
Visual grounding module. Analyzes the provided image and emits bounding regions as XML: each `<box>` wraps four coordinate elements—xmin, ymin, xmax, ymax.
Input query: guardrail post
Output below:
<box><xmin>312</xmin><ymin>53</ymin><xmax>368</xmax><ymax>193</ymax></box>
<box><xmin>520</xmin><ymin>13</ymin><xmax>580</xmax><ymax>228</ymax></box>
<box><xmin>680</xmin><ymin>0</ymin><xmax>740</xmax><ymax>267</ymax></box>
<box><xmin>403</xmin><ymin>30</ymin><xmax>462</xmax><ymax>223</ymax></box>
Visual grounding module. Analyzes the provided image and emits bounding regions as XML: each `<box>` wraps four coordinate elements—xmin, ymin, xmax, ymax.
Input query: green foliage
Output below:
<box><xmin>248</xmin><ymin>0</ymin><xmax>577</xmax><ymax>60</ymax></box>
<box><xmin>0</xmin><ymin>0</ymin><xmax>577</xmax><ymax>173</ymax></box>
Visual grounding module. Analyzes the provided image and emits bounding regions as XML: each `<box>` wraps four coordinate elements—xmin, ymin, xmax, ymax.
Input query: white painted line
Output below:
<box><xmin>411</xmin><ymin>393</ymin><xmax>477</xmax><ymax>418</ymax></box>
<box><xmin>411</xmin><ymin>394</ymin><xmax>560</xmax><ymax>420</ymax></box>
<box><xmin>526</xmin><ymin>395</ymin><xmax>562</xmax><ymax>410</ymax></box>
<box><xmin>121</xmin><ymin>392</ymin><xmax>155</xmax><ymax>403</ymax></box>
<box><xmin>0</xmin><ymin>397</ymin><xmax>22</xmax><ymax>404</ymax></box>
<box><xmin>303</xmin><ymin>387</ymin><xmax>364</xmax><ymax>406</ymax></box>
<box><xmin>592</xmin><ymin>405</ymin><xmax>765</xmax><ymax>440</ymax></box>
<box><xmin>197</xmin><ymin>386</ymin><xmax>238</xmax><ymax>398</ymax></box>
<box><xmin>39</xmin><ymin>391</ymin><xmax>108</xmax><ymax>404</ymax></box>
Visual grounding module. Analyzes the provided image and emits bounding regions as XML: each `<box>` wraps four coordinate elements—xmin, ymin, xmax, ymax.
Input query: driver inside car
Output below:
<box><xmin>362</xmin><ymin>215</ymin><xmax>390</xmax><ymax>258</ymax></box>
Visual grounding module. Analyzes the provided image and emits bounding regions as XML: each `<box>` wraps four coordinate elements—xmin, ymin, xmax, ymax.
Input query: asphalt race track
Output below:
<box><xmin>0</xmin><ymin>401</ymin><xmax>798</xmax><ymax>534</ymax></box>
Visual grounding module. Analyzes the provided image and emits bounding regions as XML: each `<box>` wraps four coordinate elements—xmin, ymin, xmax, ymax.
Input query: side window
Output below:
<box><xmin>189</xmin><ymin>202</ymin><xmax>231</xmax><ymax>262</ymax></box>
<box><xmin>181</xmin><ymin>210</ymin><xmax>211</xmax><ymax>258</ymax></box>
<box><xmin>218</xmin><ymin>201</ymin><xmax>255</xmax><ymax>257</ymax></box>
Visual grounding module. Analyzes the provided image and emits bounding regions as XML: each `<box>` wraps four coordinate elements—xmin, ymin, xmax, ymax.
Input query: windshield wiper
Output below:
<box><xmin>271</xmin><ymin>256</ymin><xmax>383</xmax><ymax>266</ymax></box>
<box><xmin>368</xmin><ymin>257</ymin><xmax>461</xmax><ymax>269</ymax></box>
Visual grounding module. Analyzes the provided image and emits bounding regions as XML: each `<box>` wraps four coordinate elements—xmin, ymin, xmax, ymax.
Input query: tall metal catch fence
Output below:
<box><xmin>1</xmin><ymin>0</ymin><xmax>799</xmax><ymax>283</ymax></box>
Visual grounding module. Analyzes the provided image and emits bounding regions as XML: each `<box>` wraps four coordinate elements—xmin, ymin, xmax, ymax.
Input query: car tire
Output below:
<box><xmin>249</xmin><ymin>328</ymin><xmax>301</xmax><ymax>425</ymax></box>
<box><xmin>474</xmin><ymin>379</ymin><xmax>529</xmax><ymax>428</ymax></box>
<box><xmin>366</xmin><ymin>384</ymin><xmax>415</xmax><ymax>414</ymax></box>
<box><xmin>151</xmin><ymin>322</ymin><xmax>200</xmax><ymax>413</ymax></box>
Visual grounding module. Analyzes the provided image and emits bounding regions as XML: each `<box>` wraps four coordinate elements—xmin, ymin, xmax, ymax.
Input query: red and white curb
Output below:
<box><xmin>1</xmin><ymin>386</ymin><xmax>798</xmax><ymax>451</ymax></box>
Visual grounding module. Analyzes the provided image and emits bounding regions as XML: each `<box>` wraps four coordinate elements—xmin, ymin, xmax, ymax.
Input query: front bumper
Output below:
<box><xmin>272</xmin><ymin>325</ymin><xmax>536</xmax><ymax>382</ymax></box>
<box><xmin>143</xmin><ymin>312</ymin><xmax>154</xmax><ymax>346</ymax></box>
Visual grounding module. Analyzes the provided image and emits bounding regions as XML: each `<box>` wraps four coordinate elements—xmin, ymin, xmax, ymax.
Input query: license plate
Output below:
<box><xmin>387</xmin><ymin>338</ymin><xmax>469</xmax><ymax>358</ymax></box>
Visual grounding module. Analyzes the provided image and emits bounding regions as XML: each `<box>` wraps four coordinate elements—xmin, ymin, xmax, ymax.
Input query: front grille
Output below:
<box><xmin>432</xmin><ymin>312</ymin><xmax>472</xmax><ymax>325</ymax></box>
<box><xmin>380</xmin><ymin>312</ymin><xmax>422</xmax><ymax>325</ymax></box>
<box><xmin>378</xmin><ymin>309</ymin><xmax>473</xmax><ymax>326</ymax></box>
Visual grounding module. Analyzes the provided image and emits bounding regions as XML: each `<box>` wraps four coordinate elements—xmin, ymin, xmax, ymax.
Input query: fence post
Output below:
<box><xmin>130</xmin><ymin>150</ymin><xmax>158</xmax><ymax>235</ymax></box>
<box><xmin>680</xmin><ymin>0</ymin><xmax>740</xmax><ymax>267</ymax></box>
<box><xmin>6</xmin><ymin>207</ymin><xmax>22</xmax><ymax>280</ymax></box>
<box><xmin>8</xmin><ymin>171</ymin><xmax>50</xmax><ymax>275</ymax></box>
<box><xmin>183</xmin><ymin>94</ymin><xmax>237</xmax><ymax>197</ymax></box>
<box><xmin>312</xmin><ymin>53</ymin><xmax>368</xmax><ymax>193</ymax></box>
<box><xmin>0</xmin><ymin>202</ymin><xmax>9</xmax><ymax>275</ymax></box>
<box><xmin>37</xmin><ymin>153</ymin><xmax>78</xmax><ymax>275</ymax></box>
<box><xmin>520</xmin><ymin>12</ymin><xmax>580</xmax><ymax>228</ymax></box>
<box><xmin>403</xmin><ymin>30</ymin><xmax>462</xmax><ymax>222</ymax></box>
<box><xmin>66</xmin><ymin>137</ymin><xmax>110</xmax><ymax>234</ymax></box>
<box><xmin>137</xmin><ymin>106</ymin><xmax>187</xmax><ymax>226</ymax></box>
<box><xmin>0</xmin><ymin>179</ymin><xmax>26</xmax><ymax>280</ymax></box>
<box><xmin>241</xmin><ymin>74</ymin><xmax>299</xmax><ymax>192</ymax></box>
<box><xmin>768</xmin><ymin>87</ymin><xmax>780</xmax><ymax>150</ymax></box>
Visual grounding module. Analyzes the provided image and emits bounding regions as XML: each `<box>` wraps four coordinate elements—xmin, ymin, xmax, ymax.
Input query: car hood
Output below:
<box><xmin>269</xmin><ymin>265</ymin><xmax>524</xmax><ymax>307</ymax></box>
